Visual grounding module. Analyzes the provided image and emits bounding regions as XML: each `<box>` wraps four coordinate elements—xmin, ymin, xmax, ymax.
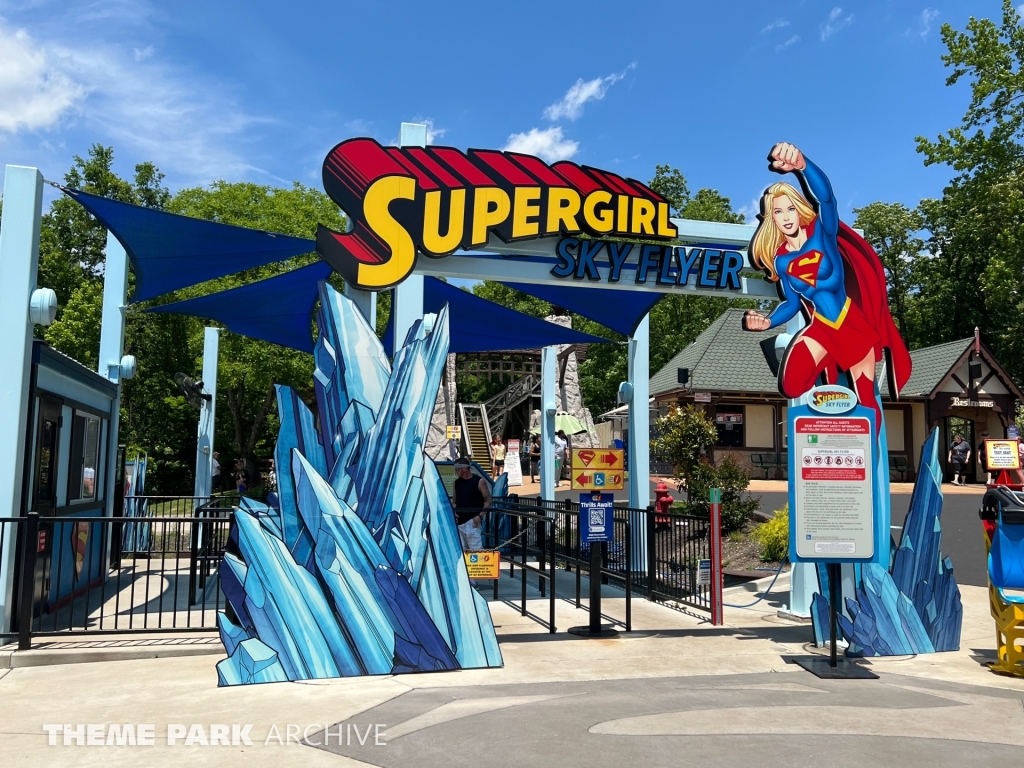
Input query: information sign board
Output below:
<box><xmin>463</xmin><ymin>551</ymin><xmax>500</xmax><ymax>579</ymax></box>
<box><xmin>788</xmin><ymin>385</ymin><xmax>881</xmax><ymax>563</ymax></box>
<box><xmin>446</xmin><ymin>425</ymin><xmax>461</xmax><ymax>440</ymax></box>
<box><xmin>579</xmin><ymin>493</ymin><xmax>615</xmax><ymax>544</ymax></box>
<box><xmin>505</xmin><ymin>440</ymin><xmax>523</xmax><ymax>487</ymax></box>
<box><xmin>696</xmin><ymin>559</ymin><xmax>711</xmax><ymax>586</ymax></box>
<box><xmin>571</xmin><ymin>449</ymin><xmax>624</xmax><ymax>490</ymax></box>
<box><xmin>985</xmin><ymin>439</ymin><xmax>1021</xmax><ymax>470</ymax></box>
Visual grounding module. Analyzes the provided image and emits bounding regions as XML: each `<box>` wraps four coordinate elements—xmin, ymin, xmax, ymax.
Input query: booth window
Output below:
<box><xmin>68</xmin><ymin>411</ymin><xmax>101</xmax><ymax>502</ymax></box>
<box><xmin>715</xmin><ymin>404</ymin><xmax>744</xmax><ymax>448</ymax></box>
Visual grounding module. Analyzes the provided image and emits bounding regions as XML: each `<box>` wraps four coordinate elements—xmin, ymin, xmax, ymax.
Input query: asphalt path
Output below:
<box><xmin>539</xmin><ymin>479</ymin><xmax>989</xmax><ymax>587</ymax></box>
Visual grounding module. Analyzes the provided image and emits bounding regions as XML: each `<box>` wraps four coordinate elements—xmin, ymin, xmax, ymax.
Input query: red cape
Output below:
<box><xmin>836</xmin><ymin>222</ymin><xmax>912</xmax><ymax>400</ymax></box>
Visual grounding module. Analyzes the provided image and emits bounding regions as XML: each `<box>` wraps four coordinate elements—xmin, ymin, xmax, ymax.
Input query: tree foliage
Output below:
<box><xmin>27</xmin><ymin>145</ymin><xmax>346</xmax><ymax>493</ymax></box>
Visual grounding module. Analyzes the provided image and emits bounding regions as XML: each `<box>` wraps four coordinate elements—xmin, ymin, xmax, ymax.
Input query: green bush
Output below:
<box><xmin>681</xmin><ymin>456</ymin><xmax>761</xmax><ymax>534</ymax></box>
<box><xmin>752</xmin><ymin>505</ymin><xmax>789</xmax><ymax>562</ymax></box>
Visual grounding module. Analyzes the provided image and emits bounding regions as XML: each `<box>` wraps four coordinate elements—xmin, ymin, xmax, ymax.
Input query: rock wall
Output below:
<box><xmin>424</xmin><ymin>353</ymin><xmax>458</xmax><ymax>460</ymax></box>
<box><xmin>544</xmin><ymin>315</ymin><xmax>600</xmax><ymax>449</ymax></box>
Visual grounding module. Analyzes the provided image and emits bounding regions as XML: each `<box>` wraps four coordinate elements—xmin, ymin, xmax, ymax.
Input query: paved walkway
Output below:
<box><xmin>2</xmin><ymin>568</ymin><xmax>1022</xmax><ymax>767</ymax></box>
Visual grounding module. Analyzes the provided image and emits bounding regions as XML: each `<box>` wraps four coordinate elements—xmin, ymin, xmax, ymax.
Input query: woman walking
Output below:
<box><xmin>490</xmin><ymin>434</ymin><xmax>506</xmax><ymax>479</ymax></box>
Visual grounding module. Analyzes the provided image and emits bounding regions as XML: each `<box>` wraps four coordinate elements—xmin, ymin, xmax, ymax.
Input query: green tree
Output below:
<box><xmin>852</xmin><ymin>202</ymin><xmax>925</xmax><ymax>341</ymax></box>
<box><xmin>651</xmin><ymin>405</ymin><xmax>757</xmax><ymax>532</ymax></box>
<box><xmin>912</xmin><ymin>1</ymin><xmax>1024</xmax><ymax>383</ymax></box>
<box><xmin>166</xmin><ymin>181</ymin><xmax>346</xmax><ymax>482</ymax></box>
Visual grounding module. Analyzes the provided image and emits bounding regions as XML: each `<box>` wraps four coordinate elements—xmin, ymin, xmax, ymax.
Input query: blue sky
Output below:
<box><xmin>0</xmin><ymin>1</ymin><xmax>1012</xmax><ymax>221</ymax></box>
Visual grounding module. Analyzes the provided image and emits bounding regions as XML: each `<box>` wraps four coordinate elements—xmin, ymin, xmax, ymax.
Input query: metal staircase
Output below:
<box><xmin>458</xmin><ymin>404</ymin><xmax>493</xmax><ymax>475</ymax></box>
<box><xmin>481</xmin><ymin>374</ymin><xmax>539</xmax><ymax>439</ymax></box>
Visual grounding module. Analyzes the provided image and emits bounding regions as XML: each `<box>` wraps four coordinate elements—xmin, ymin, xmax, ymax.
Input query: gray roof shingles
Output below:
<box><xmin>650</xmin><ymin>308</ymin><xmax>784</xmax><ymax>396</ymax></box>
<box><xmin>650</xmin><ymin>315</ymin><xmax>984</xmax><ymax>401</ymax></box>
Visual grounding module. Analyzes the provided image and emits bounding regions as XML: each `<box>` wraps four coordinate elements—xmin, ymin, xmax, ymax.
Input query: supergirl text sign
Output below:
<box><xmin>551</xmin><ymin>239</ymin><xmax>743</xmax><ymax>289</ymax></box>
<box><xmin>317</xmin><ymin>138</ymin><xmax>679</xmax><ymax>289</ymax></box>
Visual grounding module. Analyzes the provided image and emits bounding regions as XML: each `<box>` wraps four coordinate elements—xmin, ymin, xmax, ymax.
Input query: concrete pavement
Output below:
<box><xmin>2</xmin><ymin>567</ymin><xmax>1023</xmax><ymax>768</ymax></box>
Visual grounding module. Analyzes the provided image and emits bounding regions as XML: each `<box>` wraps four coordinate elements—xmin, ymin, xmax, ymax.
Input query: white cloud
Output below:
<box><xmin>0</xmin><ymin>13</ymin><xmax>273</xmax><ymax>182</ymax></box>
<box><xmin>413</xmin><ymin>117</ymin><xmax>446</xmax><ymax>145</ymax></box>
<box><xmin>820</xmin><ymin>7</ymin><xmax>854</xmax><ymax>41</ymax></box>
<box><xmin>543</xmin><ymin>64</ymin><xmax>635</xmax><ymax>122</ymax></box>
<box><xmin>0</xmin><ymin>24</ymin><xmax>87</xmax><ymax>132</ymax></box>
<box><xmin>504</xmin><ymin>126</ymin><xmax>578</xmax><ymax>162</ymax></box>
<box><xmin>776</xmin><ymin>35</ymin><xmax>800</xmax><ymax>51</ymax></box>
<box><xmin>918</xmin><ymin>9</ymin><xmax>939</xmax><ymax>39</ymax></box>
<box><xmin>761</xmin><ymin>19</ymin><xmax>790</xmax><ymax>33</ymax></box>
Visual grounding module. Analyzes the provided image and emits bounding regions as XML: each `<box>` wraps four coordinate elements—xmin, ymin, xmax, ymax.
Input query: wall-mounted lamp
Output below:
<box><xmin>30</xmin><ymin>288</ymin><xmax>58</xmax><ymax>326</ymax></box>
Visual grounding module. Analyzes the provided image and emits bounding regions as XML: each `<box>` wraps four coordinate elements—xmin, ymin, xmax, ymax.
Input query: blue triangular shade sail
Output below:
<box><xmin>383</xmin><ymin>277</ymin><xmax>610</xmax><ymax>355</ymax></box>
<box><xmin>148</xmin><ymin>261</ymin><xmax>332</xmax><ymax>352</ymax></box>
<box><xmin>63</xmin><ymin>188</ymin><xmax>316</xmax><ymax>303</ymax></box>
<box><xmin>499</xmin><ymin>282</ymin><xmax>662</xmax><ymax>337</ymax></box>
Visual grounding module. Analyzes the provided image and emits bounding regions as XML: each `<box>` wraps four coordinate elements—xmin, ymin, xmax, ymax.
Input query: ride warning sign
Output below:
<box><xmin>793</xmin><ymin>415</ymin><xmax>875</xmax><ymax>561</ymax></box>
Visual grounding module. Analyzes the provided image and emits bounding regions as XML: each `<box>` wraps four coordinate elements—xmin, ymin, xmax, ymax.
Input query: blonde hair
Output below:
<box><xmin>749</xmin><ymin>182</ymin><xmax>817</xmax><ymax>281</ymax></box>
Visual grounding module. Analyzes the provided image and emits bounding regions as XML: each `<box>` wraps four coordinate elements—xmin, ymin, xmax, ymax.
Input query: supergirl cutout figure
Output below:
<box><xmin>742</xmin><ymin>142</ymin><xmax>911</xmax><ymax>433</ymax></box>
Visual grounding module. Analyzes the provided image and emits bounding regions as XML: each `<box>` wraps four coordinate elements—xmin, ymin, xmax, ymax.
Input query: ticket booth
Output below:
<box><xmin>20</xmin><ymin>340</ymin><xmax>118</xmax><ymax>619</ymax></box>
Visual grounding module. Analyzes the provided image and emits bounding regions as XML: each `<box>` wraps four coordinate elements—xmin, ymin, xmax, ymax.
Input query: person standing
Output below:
<box><xmin>452</xmin><ymin>457</ymin><xmax>491</xmax><ymax>553</ymax></box>
<box><xmin>554</xmin><ymin>430</ymin><xmax>568</xmax><ymax>488</ymax></box>
<box><xmin>490</xmin><ymin>434</ymin><xmax>506</xmax><ymax>479</ymax></box>
<box><xmin>977</xmin><ymin>431</ymin><xmax>995</xmax><ymax>484</ymax></box>
<box><xmin>948</xmin><ymin>434</ymin><xmax>971</xmax><ymax>486</ymax></box>
<box><xmin>212</xmin><ymin>452</ymin><xmax>221</xmax><ymax>493</ymax></box>
<box><xmin>528</xmin><ymin>435</ymin><xmax>541</xmax><ymax>482</ymax></box>
<box><xmin>235</xmin><ymin>459</ymin><xmax>250</xmax><ymax>494</ymax></box>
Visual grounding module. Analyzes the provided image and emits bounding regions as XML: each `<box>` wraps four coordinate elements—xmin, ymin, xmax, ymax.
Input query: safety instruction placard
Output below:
<box><xmin>571</xmin><ymin>449</ymin><xmax>624</xmax><ymax>490</ymax></box>
<box><xmin>464</xmin><ymin>551</ymin><xmax>500</xmax><ymax>579</ymax></box>
<box><xmin>985</xmin><ymin>439</ymin><xmax>1021</xmax><ymax>470</ymax></box>
<box><xmin>446</xmin><ymin>425</ymin><xmax>462</xmax><ymax>440</ymax></box>
<box><xmin>793</xmin><ymin>416</ymin><xmax>875</xmax><ymax>560</ymax></box>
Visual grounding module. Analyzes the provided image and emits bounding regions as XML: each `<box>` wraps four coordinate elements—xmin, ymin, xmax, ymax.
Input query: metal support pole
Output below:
<box><xmin>392</xmin><ymin>122</ymin><xmax>427</xmax><ymax>356</ymax></box>
<box><xmin>628</xmin><ymin>314</ymin><xmax>650</xmax><ymax>571</ymax></box>
<box><xmin>540</xmin><ymin>346</ymin><xmax>557</xmax><ymax>501</ymax></box>
<box><xmin>0</xmin><ymin>166</ymin><xmax>43</xmax><ymax>645</ymax></box>
<box><xmin>709</xmin><ymin>488</ymin><xmax>724</xmax><ymax>626</ymax></box>
<box><xmin>98</xmin><ymin>231</ymin><xmax>129</xmax><ymax>503</ymax></box>
<box><xmin>193</xmin><ymin>327</ymin><xmax>219</xmax><ymax>501</ymax></box>
<box><xmin>344</xmin><ymin>283</ymin><xmax>377</xmax><ymax>329</ymax></box>
<box><xmin>18</xmin><ymin>512</ymin><xmax>40</xmax><ymax>650</ymax></box>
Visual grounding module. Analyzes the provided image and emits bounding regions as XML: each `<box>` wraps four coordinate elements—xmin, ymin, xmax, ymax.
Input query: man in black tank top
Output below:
<box><xmin>453</xmin><ymin>457</ymin><xmax>491</xmax><ymax>552</ymax></box>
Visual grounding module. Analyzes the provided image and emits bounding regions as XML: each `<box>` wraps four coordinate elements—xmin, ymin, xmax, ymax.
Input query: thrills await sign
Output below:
<box><xmin>317</xmin><ymin>138</ymin><xmax>679</xmax><ymax>289</ymax></box>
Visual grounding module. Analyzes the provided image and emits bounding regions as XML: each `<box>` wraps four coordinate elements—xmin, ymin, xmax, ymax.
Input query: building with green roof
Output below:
<box><xmin>649</xmin><ymin>308</ymin><xmax>1023</xmax><ymax>484</ymax></box>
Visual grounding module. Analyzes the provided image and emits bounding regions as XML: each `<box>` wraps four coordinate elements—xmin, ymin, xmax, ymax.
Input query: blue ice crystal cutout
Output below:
<box><xmin>216</xmin><ymin>282</ymin><xmax>502</xmax><ymax>685</ymax></box>
<box><xmin>812</xmin><ymin>427</ymin><xmax>962</xmax><ymax>655</ymax></box>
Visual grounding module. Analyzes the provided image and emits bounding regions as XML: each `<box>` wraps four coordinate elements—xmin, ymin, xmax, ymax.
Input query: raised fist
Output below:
<box><xmin>769</xmin><ymin>142</ymin><xmax>806</xmax><ymax>173</ymax></box>
<box><xmin>743</xmin><ymin>310</ymin><xmax>771</xmax><ymax>332</ymax></box>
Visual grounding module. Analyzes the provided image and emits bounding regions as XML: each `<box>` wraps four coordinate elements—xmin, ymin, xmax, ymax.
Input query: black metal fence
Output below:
<box><xmin>1</xmin><ymin>496</ymin><xmax>239</xmax><ymax>649</ymax></box>
<box><xmin>3</xmin><ymin>492</ymin><xmax>717</xmax><ymax>650</ymax></box>
<box><xmin>488</xmin><ymin>495</ymin><xmax>715</xmax><ymax>622</ymax></box>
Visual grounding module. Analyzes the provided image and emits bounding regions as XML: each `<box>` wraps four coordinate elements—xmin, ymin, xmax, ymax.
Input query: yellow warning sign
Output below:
<box><xmin>571</xmin><ymin>449</ymin><xmax>625</xmax><ymax>490</ymax></box>
<box><xmin>464</xmin><ymin>550</ymin><xmax>500</xmax><ymax>579</ymax></box>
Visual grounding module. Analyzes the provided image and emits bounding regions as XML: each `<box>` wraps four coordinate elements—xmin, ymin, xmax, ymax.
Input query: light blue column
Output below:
<box><xmin>392</xmin><ymin>122</ymin><xmax>427</xmax><ymax>353</ymax></box>
<box><xmin>344</xmin><ymin>284</ymin><xmax>377</xmax><ymax>329</ymax></box>
<box><xmin>783</xmin><ymin>313</ymin><xmax>817</xmax><ymax>619</ymax></box>
<box><xmin>99</xmin><ymin>232</ymin><xmax>129</xmax><ymax>518</ymax></box>
<box><xmin>0</xmin><ymin>165</ymin><xmax>43</xmax><ymax>643</ymax></box>
<box><xmin>540</xmin><ymin>346</ymin><xmax>557</xmax><ymax>501</ymax></box>
<box><xmin>193</xmin><ymin>327</ymin><xmax>219</xmax><ymax>500</ymax></box>
<box><xmin>628</xmin><ymin>314</ymin><xmax>651</xmax><ymax>569</ymax></box>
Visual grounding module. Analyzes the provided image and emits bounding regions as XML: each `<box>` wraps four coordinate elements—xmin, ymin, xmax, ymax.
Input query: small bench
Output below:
<box><xmin>889</xmin><ymin>454</ymin><xmax>910</xmax><ymax>481</ymax></box>
<box><xmin>750</xmin><ymin>453</ymin><xmax>787</xmax><ymax>479</ymax></box>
